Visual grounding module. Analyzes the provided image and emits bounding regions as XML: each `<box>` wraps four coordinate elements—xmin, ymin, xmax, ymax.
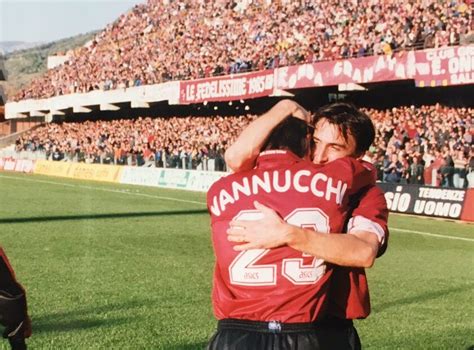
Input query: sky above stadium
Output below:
<box><xmin>0</xmin><ymin>0</ymin><xmax>143</xmax><ymax>43</ymax></box>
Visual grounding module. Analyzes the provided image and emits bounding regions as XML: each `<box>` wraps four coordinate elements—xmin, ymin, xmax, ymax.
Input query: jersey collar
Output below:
<box><xmin>256</xmin><ymin>150</ymin><xmax>302</xmax><ymax>169</ymax></box>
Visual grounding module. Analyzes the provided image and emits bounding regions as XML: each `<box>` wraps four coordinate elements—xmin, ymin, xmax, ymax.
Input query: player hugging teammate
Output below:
<box><xmin>206</xmin><ymin>100</ymin><xmax>388</xmax><ymax>350</ymax></box>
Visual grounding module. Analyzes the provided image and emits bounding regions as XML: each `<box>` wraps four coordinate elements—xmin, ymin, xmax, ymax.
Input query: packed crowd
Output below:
<box><xmin>13</xmin><ymin>0</ymin><xmax>473</xmax><ymax>101</ymax></box>
<box><xmin>366</xmin><ymin>104</ymin><xmax>473</xmax><ymax>188</ymax></box>
<box><xmin>14</xmin><ymin>115</ymin><xmax>255</xmax><ymax>171</ymax></box>
<box><xmin>14</xmin><ymin>104</ymin><xmax>474</xmax><ymax>188</ymax></box>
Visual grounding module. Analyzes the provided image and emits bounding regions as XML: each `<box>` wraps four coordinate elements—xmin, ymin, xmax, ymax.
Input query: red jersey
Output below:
<box><xmin>0</xmin><ymin>247</ymin><xmax>32</xmax><ymax>338</ymax></box>
<box><xmin>0</xmin><ymin>247</ymin><xmax>17</xmax><ymax>278</ymax></box>
<box><xmin>327</xmin><ymin>185</ymin><xmax>389</xmax><ymax>320</ymax></box>
<box><xmin>207</xmin><ymin>150</ymin><xmax>375</xmax><ymax>323</ymax></box>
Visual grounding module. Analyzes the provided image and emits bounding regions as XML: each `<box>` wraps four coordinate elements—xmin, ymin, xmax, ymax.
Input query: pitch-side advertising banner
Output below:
<box><xmin>178</xmin><ymin>45</ymin><xmax>473</xmax><ymax>103</ymax></box>
<box><xmin>0</xmin><ymin>158</ymin><xmax>14</xmax><ymax>171</ymax></box>
<box><xmin>119</xmin><ymin>167</ymin><xmax>226</xmax><ymax>192</ymax></box>
<box><xmin>0</xmin><ymin>158</ymin><xmax>35</xmax><ymax>173</ymax></box>
<box><xmin>5</xmin><ymin>159</ymin><xmax>472</xmax><ymax>220</ymax></box>
<box><xmin>120</xmin><ymin>166</ymin><xmax>164</xmax><ymax>187</ymax></box>
<box><xmin>378</xmin><ymin>183</ymin><xmax>473</xmax><ymax>221</ymax></box>
<box><xmin>34</xmin><ymin>160</ymin><xmax>71</xmax><ymax>177</ymax></box>
<box><xmin>33</xmin><ymin>160</ymin><xmax>122</xmax><ymax>183</ymax></box>
<box><xmin>14</xmin><ymin>159</ymin><xmax>35</xmax><ymax>173</ymax></box>
<box><xmin>68</xmin><ymin>163</ymin><xmax>122</xmax><ymax>183</ymax></box>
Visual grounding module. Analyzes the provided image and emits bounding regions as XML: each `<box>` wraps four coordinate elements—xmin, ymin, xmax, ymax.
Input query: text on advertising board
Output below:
<box><xmin>382</xmin><ymin>184</ymin><xmax>465</xmax><ymax>219</ymax></box>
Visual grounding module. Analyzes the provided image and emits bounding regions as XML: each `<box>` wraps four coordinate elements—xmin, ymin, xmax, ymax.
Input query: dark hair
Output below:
<box><xmin>262</xmin><ymin>116</ymin><xmax>313</xmax><ymax>158</ymax></box>
<box><xmin>314</xmin><ymin>103</ymin><xmax>375</xmax><ymax>156</ymax></box>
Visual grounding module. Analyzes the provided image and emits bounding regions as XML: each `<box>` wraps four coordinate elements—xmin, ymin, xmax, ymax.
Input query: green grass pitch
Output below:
<box><xmin>0</xmin><ymin>172</ymin><xmax>473</xmax><ymax>349</ymax></box>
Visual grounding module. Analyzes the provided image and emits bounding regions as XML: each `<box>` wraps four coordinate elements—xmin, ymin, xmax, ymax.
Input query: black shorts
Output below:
<box><xmin>207</xmin><ymin>318</ymin><xmax>361</xmax><ymax>350</ymax></box>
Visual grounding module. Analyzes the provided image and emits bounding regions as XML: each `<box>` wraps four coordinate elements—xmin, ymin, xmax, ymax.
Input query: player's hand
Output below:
<box><xmin>227</xmin><ymin>201</ymin><xmax>291</xmax><ymax>250</ymax></box>
<box><xmin>276</xmin><ymin>99</ymin><xmax>312</xmax><ymax>125</ymax></box>
<box><xmin>292</xmin><ymin>106</ymin><xmax>312</xmax><ymax>126</ymax></box>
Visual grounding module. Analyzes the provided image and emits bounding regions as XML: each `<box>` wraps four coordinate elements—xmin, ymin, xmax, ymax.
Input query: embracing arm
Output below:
<box><xmin>227</xmin><ymin>201</ymin><xmax>381</xmax><ymax>268</ymax></box>
<box><xmin>225</xmin><ymin>99</ymin><xmax>310</xmax><ymax>172</ymax></box>
<box><xmin>285</xmin><ymin>226</ymin><xmax>379</xmax><ymax>268</ymax></box>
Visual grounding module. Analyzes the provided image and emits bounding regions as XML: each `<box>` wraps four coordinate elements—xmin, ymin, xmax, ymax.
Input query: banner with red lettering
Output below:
<box><xmin>179</xmin><ymin>70</ymin><xmax>274</xmax><ymax>104</ymax></box>
<box><xmin>412</xmin><ymin>45</ymin><xmax>474</xmax><ymax>87</ymax></box>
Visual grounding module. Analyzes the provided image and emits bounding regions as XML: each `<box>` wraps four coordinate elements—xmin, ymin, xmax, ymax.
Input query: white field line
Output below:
<box><xmin>390</xmin><ymin>228</ymin><xmax>474</xmax><ymax>242</ymax></box>
<box><xmin>0</xmin><ymin>174</ymin><xmax>206</xmax><ymax>207</ymax></box>
<box><xmin>1</xmin><ymin>174</ymin><xmax>473</xmax><ymax>242</ymax></box>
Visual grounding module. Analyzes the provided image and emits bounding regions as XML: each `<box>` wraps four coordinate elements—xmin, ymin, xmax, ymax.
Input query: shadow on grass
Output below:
<box><xmin>32</xmin><ymin>298</ymin><xmax>157</xmax><ymax>334</ymax></box>
<box><xmin>0</xmin><ymin>209</ymin><xmax>208</xmax><ymax>224</ymax></box>
<box><xmin>33</xmin><ymin>316</ymin><xmax>129</xmax><ymax>334</ymax></box>
<box><xmin>373</xmin><ymin>283</ymin><xmax>473</xmax><ymax>313</ymax></box>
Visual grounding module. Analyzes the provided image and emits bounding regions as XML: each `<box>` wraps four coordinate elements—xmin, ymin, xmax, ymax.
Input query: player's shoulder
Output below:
<box><xmin>207</xmin><ymin>172</ymin><xmax>230</xmax><ymax>196</ymax></box>
<box><xmin>311</xmin><ymin>157</ymin><xmax>372</xmax><ymax>176</ymax></box>
<box><xmin>207</xmin><ymin>170</ymin><xmax>248</xmax><ymax>202</ymax></box>
<box><xmin>332</xmin><ymin>157</ymin><xmax>374</xmax><ymax>171</ymax></box>
<box><xmin>361</xmin><ymin>184</ymin><xmax>386</xmax><ymax>201</ymax></box>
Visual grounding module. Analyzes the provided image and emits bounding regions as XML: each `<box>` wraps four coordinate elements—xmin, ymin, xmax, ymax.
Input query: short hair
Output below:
<box><xmin>314</xmin><ymin>103</ymin><xmax>375</xmax><ymax>156</ymax></box>
<box><xmin>262</xmin><ymin>116</ymin><xmax>313</xmax><ymax>158</ymax></box>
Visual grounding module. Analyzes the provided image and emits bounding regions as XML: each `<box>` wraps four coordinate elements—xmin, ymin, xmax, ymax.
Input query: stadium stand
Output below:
<box><xmin>11</xmin><ymin>0</ymin><xmax>473</xmax><ymax>101</ymax></box>
<box><xmin>14</xmin><ymin>114</ymin><xmax>256</xmax><ymax>171</ymax></box>
<box><xmin>13</xmin><ymin>104</ymin><xmax>474</xmax><ymax>188</ymax></box>
<box><xmin>3</xmin><ymin>0</ymin><xmax>473</xmax><ymax>190</ymax></box>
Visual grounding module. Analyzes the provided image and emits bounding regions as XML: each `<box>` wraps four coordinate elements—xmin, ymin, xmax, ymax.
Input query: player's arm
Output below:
<box><xmin>228</xmin><ymin>201</ymin><xmax>380</xmax><ymax>268</ymax></box>
<box><xmin>349</xmin><ymin>185</ymin><xmax>389</xmax><ymax>258</ymax></box>
<box><xmin>228</xmin><ymin>160</ymin><xmax>384</xmax><ymax>267</ymax></box>
<box><xmin>225</xmin><ymin>99</ymin><xmax>310</xmax><ymax>172</ymax></box>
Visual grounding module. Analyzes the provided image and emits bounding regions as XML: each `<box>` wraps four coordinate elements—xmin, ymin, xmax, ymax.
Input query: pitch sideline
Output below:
<box><xmin>1</xmin><ymin>173</ymin><xmax>473</xmax><ymax>243</ymax></box>
<box><xmin>0</xmin><ymin>173</ymin><xmax>206</xmax><ymax>206</ymax></box>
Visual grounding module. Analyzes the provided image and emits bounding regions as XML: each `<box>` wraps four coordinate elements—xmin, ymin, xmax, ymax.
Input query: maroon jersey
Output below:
<box><xmin>0</xmin><ymin>248</ymin><xmax>17</xmax><ymax>279</ymax></box>
<box><xmin>328</xmin><ymin>185</ymin><xmax>389</xmax><ymax>320</ymax></box>
<box><xmin>0</xmin><ymin>247</ymin><xmax>32</xmax><ymax>338</ymax></box>
<box><xmin>207</xmin><ymin>150</ymin><xmax>375</xmax><ymax>323</ymax></box>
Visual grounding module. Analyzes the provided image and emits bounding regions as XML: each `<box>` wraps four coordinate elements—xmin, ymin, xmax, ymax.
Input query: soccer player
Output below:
<box><xmin>225</xmin><ymin>99</ymin><xmax>388</xmax><ymax>349</ymax></box>
<box><xmin>0</xmin><ymin>248</ymin><xmax>31</xmax><ymax>350</ymax></box>
<box><xmin>207</xmin><ymin>114</ymin><xmax>377</xmax><ymax>349</ymax></box>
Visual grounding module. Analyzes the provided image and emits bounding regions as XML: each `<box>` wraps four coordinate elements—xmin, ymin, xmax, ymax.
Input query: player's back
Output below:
<box><xmin>207</xmin><ymin>150</ymin><xmax>374</xmax><ymax>323</ymax></box>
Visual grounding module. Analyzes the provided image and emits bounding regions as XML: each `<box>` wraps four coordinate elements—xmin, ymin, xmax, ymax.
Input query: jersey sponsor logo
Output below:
<box><xmin>210</xmin><ymin>170</ymin><xmax>348</xmax><ymax>216</ymax></box>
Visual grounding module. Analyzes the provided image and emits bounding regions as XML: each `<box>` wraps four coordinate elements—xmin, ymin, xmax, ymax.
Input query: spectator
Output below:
<box><xmin>13</xmin><ymin>104</ymin><xmax>472</xmax><ymax>189</ymax></box>
<box><xmin>467</xmin><ymin>147</ymin><xmax>474</xmax><ymax>188</ymax></box>
<box><xmin>11</xmin><ymin>0</ymin><xmax>473</xmax><ymax>101</ymax></box>
<box><xmin>439</xmin><ymin>147</ymin><xmax>455</xmax><ymax>187</ymax></box>
<box><xmin>453</xmin><ymin>148</ymin><xmax>468</xmax><ymax>188</ymax></box>
<box><xmin>408</xmin><ymin>156</ymin><xmax>424</xmax><ymax>184</ymax></box>
<box><xmin>383</xmin><ymin>153</ymin><xmax>403</xmax><ymax>183</ymax></box>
